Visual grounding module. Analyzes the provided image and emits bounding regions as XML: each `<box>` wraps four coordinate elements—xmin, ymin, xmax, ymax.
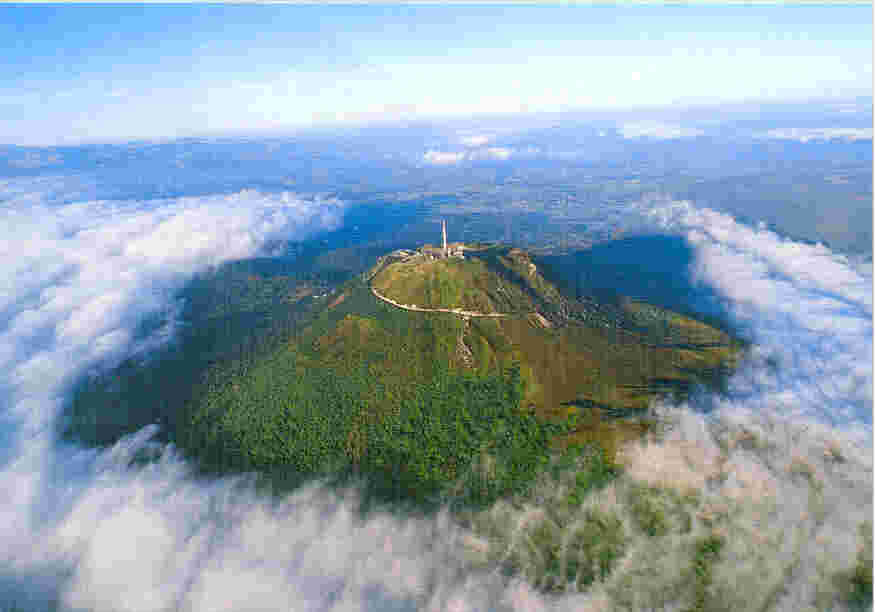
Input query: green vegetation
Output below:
<box><xmin>686</xmin><ymin>534</ymin><xmax>725</xmax><ymax>612</ymax></box>
<box><xmin>372</xmin><ymin>252</ymin><xmax>531</xmax><ymax>314</ymax></box>
<box><xmin>502</xmin><ymin>508</ymin><xmax>628</xmax><ymax>593</ymax></box>
<box><xmin>64</xmin><ymin>258</ymin><xmax>328</xmax><ymax>447</ymax></box>
<box><xmin>359</xmin><ymin>365</ymin><xmax>556</xmax><ymax>508</ymax></box>
<box><xmin>566</xmin><ymin>509</ymin><xmax>628</xmax><ymax>591</ymax></box>
<box><xmin>475</xmin><ymin>479</ymin><xmax>629</xmax><ymax>596</ymax></box>
<box><xmin>827</xmin><ymin>521</ymin><xmax>875</xmax><ymax>609</ymax></box>
<box><xmin>457</xmin><ymin>439</ymin><xmax>627</xmax><ymax>588</ymax></box>
<box><xmin>371</xmin><ymin>246</ymin><xmax>566</xmax><ymax>318</ymax></box>
<box><xmin>848</xmin><ymin>521</ymin><xmax>874</xmax><ymax>607</ymax></box>
<box><xmin>627</xmin><ymin>483</ymin><xmax>697</xmax><ymax>538</ymax></box>
<box><xmin>66</xmin><ymin>242</ymin><xmax>741</xmax><ymax>515</ymax></box>
<box><xmin>371</xmin><ymin>247</ymin><xmax>742</xmax><ymax>432</ymax></box>
<box><xmin>177</xmin><ymin>281</ymin><xmax>567</xmax><ymax>509</ymax></box>
<box><xmin>463</xmin><ymin>445</ymin><xmax>738</xmax><ymax>600</ymax></box>
<box><xmin>63</xmin><ymin>241</ymin><xmax>746</xmax><ymax>598</ymax></box>
<box><xmin>558</xmin><ymin>444</ymin><xmax>620</xmax><ymax>509</ymax></box>
<box><xmin>628</xmin><ymin>484</ymin><xmax>671</xmax><ymax>537</ymax></box>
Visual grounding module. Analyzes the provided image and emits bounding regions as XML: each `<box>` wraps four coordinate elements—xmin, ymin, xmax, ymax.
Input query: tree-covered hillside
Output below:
<box><xmin>65</xmin><ymin>243</ymin><xmax>742</xmax><ymax>513</ymax></box>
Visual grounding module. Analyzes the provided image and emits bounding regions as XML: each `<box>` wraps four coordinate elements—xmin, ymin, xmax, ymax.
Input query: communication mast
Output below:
<box><xmin>442</xmin><ymin>219</ymin><xmax>447</xmax><ymax>256</ymax></box>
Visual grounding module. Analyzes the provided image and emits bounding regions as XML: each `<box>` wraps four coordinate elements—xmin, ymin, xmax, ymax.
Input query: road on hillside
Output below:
<box><xmin>369</xmin><ymin>286</ymin><xmax>511</xmax><ymax>318</ymax></box>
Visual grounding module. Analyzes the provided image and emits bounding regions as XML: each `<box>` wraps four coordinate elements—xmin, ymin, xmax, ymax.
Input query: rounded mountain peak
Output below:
<box><xmin>369</xmin><ymin>245</ymin><xmax>554</xmax><ymax>316</ymax></box>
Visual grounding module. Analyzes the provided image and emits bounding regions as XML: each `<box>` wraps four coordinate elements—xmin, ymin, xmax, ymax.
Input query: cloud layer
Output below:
<box><xmin>0</xmin><ymin>177</ymin><xmax>870</xmax><ymax>611</ymax></box>
<box><xmin>643</xmin><ymin>198</ymin><xmax>872</xmax><ymax>436</ymax></box>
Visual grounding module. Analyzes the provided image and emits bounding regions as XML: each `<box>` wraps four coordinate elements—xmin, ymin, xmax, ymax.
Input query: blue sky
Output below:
<box><xmin>1</xmin><ymin>4</ymin><xmax>871</xmax><ymax>145</ymax></box>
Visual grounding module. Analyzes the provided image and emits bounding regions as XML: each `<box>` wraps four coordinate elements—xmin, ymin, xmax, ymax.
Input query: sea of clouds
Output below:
<box><xmin>629</xmin><ymin>198</ymin><xmax>872</xmax><ymax>609</ymax></box>
<box><xmin>643</xmin><ymin>197</ymin><xmax>872</xmax><ymax>436</ymax></box>
<box><xmin>0</xmin><ymin>175</ymin><xmax>870</xmax><ymax>611</ymax></box>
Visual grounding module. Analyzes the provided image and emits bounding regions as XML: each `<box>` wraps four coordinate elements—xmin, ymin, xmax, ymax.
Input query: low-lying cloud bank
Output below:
<box><xmin>644</xmin><ymin>197</ymin><xmax>872</xmax><ymax>436</ymax></box>
<box><xmin>606</xmin><ymin>197</ymin><xmax>873</xmax><ymax>610</ymax></box>
<box><xmin>0</xmin><ymin>182</ymin><xmax>351</xmax><ymax>608</ymax></box>
<box><xmin>459</xmin><ymin>134</ymin><xmax>492</xmax><ymax>148</ymax></box>
<box><xmin>422</xmin><ymin>146</ymin><xmax>537</xmax><ymax>165</ymax></box>
<box><xmin>423</xmin><ymin>149</ymin><xmax>468</xmax><ymax>165</ymax></box>
<box><xmin>519</xmin><ymin>196</ymin><xmax>872</xmax><ymax>610</ymax></box>
<box><xmin>619</xmin><ymin>121</ymin><xmax>705</xmax><ymax>140</ymax></box>
<box><xmin>0</xmin><ymin>179</ymin><xmax>870</xmax><ymax>611</ymax></box>
<box><xmin>756</xmin><ymin>127</ymin><xmax>873</xmax><ymax>142</ymax></box>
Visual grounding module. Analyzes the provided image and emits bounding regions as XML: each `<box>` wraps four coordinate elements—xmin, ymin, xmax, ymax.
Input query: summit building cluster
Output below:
<box><xmin>391</xmin><ymin>219</ymin><xmax>466</xmax><ymax>262</ymax></box>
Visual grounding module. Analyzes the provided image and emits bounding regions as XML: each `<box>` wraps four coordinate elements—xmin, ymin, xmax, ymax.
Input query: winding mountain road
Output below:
<box><xmin>369</xmin><ymin>286</ymin><xmax>510</xmax><ymax>318</ymax></box>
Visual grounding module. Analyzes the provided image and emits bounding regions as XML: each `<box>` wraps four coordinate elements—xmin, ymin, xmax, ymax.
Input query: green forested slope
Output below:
<box><xmin>66</xmin><ymin>244</ymin><xmax>742</xmax><ymax>513</ymax></box>
<box><xmin>176</xmin><ymin>261</ymin><xmax>740</xmax><ymax>509</ymax></box>
<box><xmin>61</xmin><ymin>242</ymin><xmax>753</xmax><ymax>599</ymax></box>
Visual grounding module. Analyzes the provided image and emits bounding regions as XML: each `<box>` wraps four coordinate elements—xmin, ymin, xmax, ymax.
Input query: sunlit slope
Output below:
<box><xmin>475</xmin><ymin>305</ymin><xmax>739</xmax><ymax>418</ymax></box>
<box><xmin>372</xmin><ymin>245</ymin><xmax>740</xmax><ymax>421</ymax></box>
<box><xmin>370</xmin><ymin>246</ymin><xmax>565</xmax><ymax>318</ymax></box>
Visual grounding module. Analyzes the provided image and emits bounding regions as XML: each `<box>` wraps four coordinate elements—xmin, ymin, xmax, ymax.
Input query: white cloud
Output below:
<box><xmin>422</xmin><ymin>146</ymin><xmax>518</xmax><ymax>165</ymax></box>
<box><xmin>459</xmin><ymin>134</ymin><xmax>490</xmax><ymax>147</ymax></box>
<box><xmin>422</xmin><ymin>150</ymin><xmax>466</xmax><ymax>165</ymax></box>
<box><xmin>642</xmin><ymin>197</ymin><xmax>872</xmax><ymax>435</ymax></box>
<box><xmin>756</xmin><ymin>127</ymin><xmax>873</xmax><ymax>142</ymax></box>
<box><xmin>619</xmin><ymin>121</ymin><xmax>704</xmax><ymax>140</ymax></box>
<box><xmin>0</xmin><ymin>178</ymin><xmax>536</xmax><ymax>612</ymax></box>
<box><xmin>617</xmin><ymin>198</ymin><xmax>872</xmax><ymax>607</ymax></box>
<box><xmin>485</xmin><ymin>147</ymin><xmax>512</xmax><ymax>160</ymax></box>
<box><xmin>0</xmin><ymin>173</ymin><xmax>870</xmax><ymax>611</ymax></box>
<box><xmin>554</xmin><ymin>196</ymin><xmax>873</xmax><ymax>609</ymax></box>
<box><xmin>618</xmin><ymin>400</ymin><xmax>872</xmax><ymax>611</ymax></box>
<box><xmin>0</xmin><ymin>190</ymin><xmax>343</xmax><ymax>401</ymax></box>
<box><xmin>470</xmin><ymin>147</ymin><xmax>512</xmax><ymax>161</ymax></box>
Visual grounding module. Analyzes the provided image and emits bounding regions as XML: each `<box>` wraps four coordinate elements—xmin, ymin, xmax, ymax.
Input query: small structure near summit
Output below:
<box><xmin>374</xmin><ymin>220</ymin><xmax>473</xmax><ymax>274</ymax></box>
<box><xmin>439</xmin><ymin>219</ymin><xmax>464</xmax><ymax>258</ymax></box>
<box><xmin>417</xmin><ymin>221</ymin><xmax>465</xmax><ymax>259</ymax></box>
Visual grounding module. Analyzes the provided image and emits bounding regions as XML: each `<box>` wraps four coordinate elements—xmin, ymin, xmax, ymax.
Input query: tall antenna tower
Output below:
<box><xmin>442</xmin><ymin>219</ymin><xmax>447</xmax><ymax>256</ymax></box>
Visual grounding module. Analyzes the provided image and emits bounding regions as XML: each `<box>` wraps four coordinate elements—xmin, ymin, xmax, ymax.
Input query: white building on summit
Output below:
<box><xmin>440</xmin><ymin>220</ymin><xmax>465</xmax><ymax>259</ymax></box>
<box><xmin>416</xmin><ymin>220</ymin><xmax>464</xmax><ymax>259</ymax></box>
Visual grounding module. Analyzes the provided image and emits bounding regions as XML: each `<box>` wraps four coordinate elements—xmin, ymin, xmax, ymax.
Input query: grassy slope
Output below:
<box><xmin>370</xmin><ymin>247</ymin><xmax>561</xmax><ymax>315</ymax></box>
<box><xmin>373</xmin><ymin>257</ymin><xmax>525</xmax><ymax>313</ymax></box>
<box><xmin>371</xmin><ymin>246</ymin><xmax>740</xmax><ymax>438</ymax></box>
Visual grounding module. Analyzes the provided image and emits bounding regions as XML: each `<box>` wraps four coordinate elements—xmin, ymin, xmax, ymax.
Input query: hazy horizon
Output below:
<box><xmin>1</xmin><ymin>4</ymin><xmax>871</xmax><ymax>146</ymax></box>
